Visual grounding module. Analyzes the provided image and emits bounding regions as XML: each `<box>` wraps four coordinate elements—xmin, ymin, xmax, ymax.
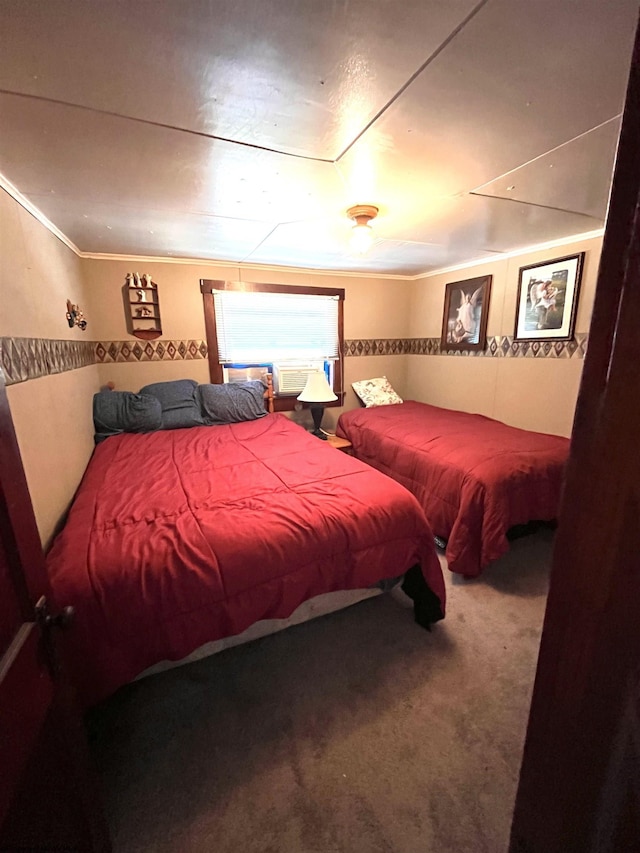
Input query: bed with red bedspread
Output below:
<box><xmin>46</xmin><ymin>413</ymin><xmax>445</xmax><ymax>707</ymax></box>
<box><xmin>337</xmin><ymin>401</ymin><xmax>570</xmax><ymax>578</ymax></box>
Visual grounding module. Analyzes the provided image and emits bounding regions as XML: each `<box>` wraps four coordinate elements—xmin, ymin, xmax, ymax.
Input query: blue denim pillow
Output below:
<box><xmin>93</xmin><ymin>391</ymin><xmax>162</xmax><ymax>443</ymax></box>
<box><xmin>198</xmin><ymin>381</ymin><xmax>267</xmax><ymax>425</ymax></box>
<box><xmin>139</xmin><ymin>379</ymin><xmax>206</xmax><ymax>430</ymax></box>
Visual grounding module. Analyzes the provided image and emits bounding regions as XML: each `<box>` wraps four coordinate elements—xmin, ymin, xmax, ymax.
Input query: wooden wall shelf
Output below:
<box><xmin>123</xmin><ymin>274</ymin><xmax>162</xmax><ymax>340</ymax></box>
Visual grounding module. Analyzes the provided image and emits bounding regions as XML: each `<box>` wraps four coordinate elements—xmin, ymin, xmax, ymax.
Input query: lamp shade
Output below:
<box><xmin>297</xmin><ymin>371</ymin><xmax>337</xmax><ymax>403</ymax></box>
<box><xmin>350</xmin><ymin>223</ymin><xmax>374</xmax><ymax>254</ymax></box>
<box><xmin>346</xmin><ymin>204</ymin><xmax>378</xmax><ymax>255</ymax></box>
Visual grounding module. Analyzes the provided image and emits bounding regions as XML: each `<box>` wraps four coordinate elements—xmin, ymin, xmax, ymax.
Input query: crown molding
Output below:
<box><xmin>2</xmin><ymin>172</ymin><xmax>604</xmax><ymax>281</ymax></box>
<box><xmin>412</xmin><ymin>228</ymin><xmax>605</xmax><ymax>280</ymax></box>
<box><xmin>75</xmin><ymin>227</ymin><xmax>606</xmax><ymax>280</ymax></box>
<box><xmin>0</xmin><ymin>172</ymin><xmax>82</xmax><ymax>256</ymax></box>
<box><xmin>78</xmin><ymin>251</ymin><xmax>410</xmax><ymax>280</ymax></box>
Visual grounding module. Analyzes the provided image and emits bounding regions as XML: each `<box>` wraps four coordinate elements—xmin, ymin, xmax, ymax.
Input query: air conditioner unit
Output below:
<box><xmin>272</xmin><ymin>363</ymin><xmax>320</xmax><ymax>396</ymax></box>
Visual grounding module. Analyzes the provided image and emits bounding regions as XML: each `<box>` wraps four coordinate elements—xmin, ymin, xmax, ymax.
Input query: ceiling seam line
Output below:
<box><xmin>334</xmin><ymin>0</ymin><xmax>491</xmax><ymax>162</ymax></box>
<box><xmin>22</xmin><ymin>192</ymin><xmax>280</xmax><ymax>224</ymax></box>
<box><xmin>0</xmin><ymin>169</ymin><xmax>605</xmax><ymax>278</ymax></box>
<box><xmin>239</xmin><ymin>224</ymin><xmax>282</xmax><ymax>263</ymax></box>
<box><xmin>469</xmin><ymin>191</ymin><xmax>603</xmax><ymax>220</ymax></box>
<box><xmin>469</xmin><ymin>114</ymin><xmax>623</xmax><ymax>193</ymax></box>
<box><xmin>0</xmin><ymin>89</ymin><xmax>335</xmax><ymax>164</ymax></box>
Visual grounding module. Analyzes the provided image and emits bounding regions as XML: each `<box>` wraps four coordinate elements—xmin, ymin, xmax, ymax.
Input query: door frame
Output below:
<box><xmin>509</xmin><ymin>14</ymin><xmax>640</xmax><ymax>852</ymax></box>
<box><xmin>0</xmin><ymin>369</ymin><xmax>111</xmax><ymax>851</ymax></box>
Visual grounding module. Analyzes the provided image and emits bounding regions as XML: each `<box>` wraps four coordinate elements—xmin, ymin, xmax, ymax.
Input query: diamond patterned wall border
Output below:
<box><xmin>0</xmin><ymin>337</ymin><xmax>209</xmax><ymax>386</ymax></box>
<box><xmin>95</xmin><ymin>339</ymin><xmax>208</xmax><ymax>363</ymax></box>
<box><xmin>1</xmin><ymin>334</ymin><xmax>589</xmax><ymax>387</ymax></box>
<box><xmin>344</xmin><ymin>334</ymin><xmax>588</xmax><ymax>359</ymax></box>
<box><xmin>0</xmin><ymin>337</ymin><xmax>97</xmax><ymax>386</ymax></box>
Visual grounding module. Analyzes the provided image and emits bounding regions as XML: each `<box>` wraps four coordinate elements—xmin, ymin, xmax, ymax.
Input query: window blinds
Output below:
<box><xmin>214</xmin><ymin>291</ymin><xmax>339</xmax><ymax>363</ymax></box>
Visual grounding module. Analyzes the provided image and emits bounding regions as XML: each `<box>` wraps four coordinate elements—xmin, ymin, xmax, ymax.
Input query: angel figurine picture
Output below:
<box><xmin>441</xmin><ymin>275</ymin><xmax>492</xmax><ymax>352</ymax></box>
<box><xmin>514</xmin><ymin>253</ymin><xmax>584</xmax><ymax>342</ymax></box>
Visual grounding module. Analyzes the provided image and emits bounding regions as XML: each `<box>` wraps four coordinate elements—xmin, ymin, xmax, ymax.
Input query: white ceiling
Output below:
<box><xmin>0</xmin><ymin>0</ymin><xmax>637</xmax><ymax>275</ymax></box>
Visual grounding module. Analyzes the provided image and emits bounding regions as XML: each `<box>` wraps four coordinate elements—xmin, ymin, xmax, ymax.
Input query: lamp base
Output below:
<box><xmin>310</xmin><ymin>404</ymin><xmax>328</xmax><ymax>439</ymax></box>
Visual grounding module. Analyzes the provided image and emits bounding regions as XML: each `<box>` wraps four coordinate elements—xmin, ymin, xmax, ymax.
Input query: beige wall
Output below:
<box><xmin>83</xmin><ymin>258</ymin><xmax>413</xmax><ymax>433</ymax></box>
<box><xmin>1</xmin><ymin>180</ymin><xmax>602</xmax><ymax>547</ymax></box>
<box><xmin>1</xmin><ymin>188</ymin><xmax>101</xmax><ymax>546</ymax></box>
<box><xmin>7</xmin><ymin>371</ymin><xmax>99</xmax><ymax>547</ymax></box>
<box><xmin>406</xmin><ymin>235</ymin><xmax>602</xmax><ymax>436</ymax></box>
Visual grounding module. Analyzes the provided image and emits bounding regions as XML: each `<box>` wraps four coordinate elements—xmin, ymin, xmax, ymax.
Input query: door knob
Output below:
<box><xmin>35</xmin><ymin>596</ymin><xmax>75</xmax><ymax>630</ymax></box>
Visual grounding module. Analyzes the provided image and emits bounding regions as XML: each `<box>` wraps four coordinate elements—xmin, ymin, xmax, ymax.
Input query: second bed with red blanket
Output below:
<box><xmin>337</xmin><ymin>401</ymin><xmax>570</xmax><ymax>578</ymax></box>
<box><xmin>47</xmin><ymin>413</ymin><xmax>445</xmax><ymax>707</ymax></box>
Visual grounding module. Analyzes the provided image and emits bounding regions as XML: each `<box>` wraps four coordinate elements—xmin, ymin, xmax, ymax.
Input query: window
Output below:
<box><xmin>200</xmin><ymin>280</ymin><xmax>345</xmax><ymax>410</ymax></box>
<box><xmin>214</xmin><ymin>290</ymin><xmax>339</xmax><ymax>363</ymax></box>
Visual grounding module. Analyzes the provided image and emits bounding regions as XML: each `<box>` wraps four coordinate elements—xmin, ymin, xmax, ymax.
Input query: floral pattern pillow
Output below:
<box><xmin>352</xmin><ymin>377</ymin><xmax>403</xmax><ymax>407</ymax></box>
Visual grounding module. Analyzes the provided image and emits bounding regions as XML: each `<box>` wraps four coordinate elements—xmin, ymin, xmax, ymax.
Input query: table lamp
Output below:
<box><xmin>297</xmin><ymin>371</ymin><xmax>338</xmax><ymax>439</ymax></box>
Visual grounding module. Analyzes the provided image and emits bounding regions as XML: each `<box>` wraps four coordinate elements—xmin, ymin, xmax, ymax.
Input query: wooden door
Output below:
<box><xmin>509</xmin><ymin>14</ymin><xmax>640</xmax><ymax>853</ymax></box>
<box><xmin>0</xmin><ymin>371</ymin><xmax>110</xmax><ymax>851</ymax></box>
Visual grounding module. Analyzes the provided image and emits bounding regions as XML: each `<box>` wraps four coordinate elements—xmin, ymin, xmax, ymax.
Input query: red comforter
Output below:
<box><xmin>47</xmin><ymin>414</ymin><xmax>444</xmax><ymax>706</ymax></box>
<box><xmin>337</xmin><ymin>402</ymin><xmax>570</xmax><ymax>578</ymax></box>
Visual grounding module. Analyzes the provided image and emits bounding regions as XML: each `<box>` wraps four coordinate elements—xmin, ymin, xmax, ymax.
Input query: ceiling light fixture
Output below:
<box><xmin>346</xmin><ymin>204</ymin><xmax>379</xmax><ymax>254</ymax></box>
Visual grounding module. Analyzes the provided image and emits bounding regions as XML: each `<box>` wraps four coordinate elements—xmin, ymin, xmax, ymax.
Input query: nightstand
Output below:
<box><xmin>325</xmin><ymin>434</ymin><xmax>353</xmax><ymax>454</ymax></box>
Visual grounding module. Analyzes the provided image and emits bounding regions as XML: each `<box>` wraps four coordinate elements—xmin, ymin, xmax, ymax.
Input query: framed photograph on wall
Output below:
<box><xmin>514</xmin><ymin>253</ymin><xmax>585</xmax><ymax>342</ymax></box>
<box><xmin>440</xmin><ymin>274</ymin><xmax>492</xmax><ymax>353</ymax></box>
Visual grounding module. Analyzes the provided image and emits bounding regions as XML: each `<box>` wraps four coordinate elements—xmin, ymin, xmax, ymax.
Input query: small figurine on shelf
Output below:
<box><xmin>125</xmin><ymin>272</ymin><xmax>134</xmax><ymax>287</ymax></box>
<box><xmin>134</xmin><ymin>272</ymin><xmax>143</xmax><ymax>287</ymax></box>
<box><xmin>143</xmin><ymin>273</ymin><xmax>154</xmax><ymax>288</ymax></box>
<box><xmin>135</xmin><ymin>306</ymin><xmax>154</xmax><ymax>317</ymax></box>
<box><xmin>136</xmin><ymin>289</ymin><xmax>146</xmax><ymax>302</ymax></box>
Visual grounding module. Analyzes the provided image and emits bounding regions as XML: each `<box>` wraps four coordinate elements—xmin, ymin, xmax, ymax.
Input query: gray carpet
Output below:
<box><xmin>86</xmin><ymin>530</ymin><xmax>553</xmax><ymax>853</ymax></box>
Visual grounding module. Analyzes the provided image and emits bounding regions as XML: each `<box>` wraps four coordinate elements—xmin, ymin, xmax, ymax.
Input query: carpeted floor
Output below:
<box><xmin>86</xmin><ymin>530</ymin><xmax>553</xmax><ymax>853</ymax></box>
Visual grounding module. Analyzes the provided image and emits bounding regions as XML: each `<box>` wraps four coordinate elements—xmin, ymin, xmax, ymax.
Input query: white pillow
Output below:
<box><xmin>352</xmin><ymin>377</ymin><xmax>403</xmax><ymax>407</ymax></box>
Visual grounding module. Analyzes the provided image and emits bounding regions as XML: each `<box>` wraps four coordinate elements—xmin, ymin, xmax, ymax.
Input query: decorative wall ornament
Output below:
<box><xmin>65</xmin><ymin>299</ymin><xmax>87</xmax><ymax>331</ymax></box>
